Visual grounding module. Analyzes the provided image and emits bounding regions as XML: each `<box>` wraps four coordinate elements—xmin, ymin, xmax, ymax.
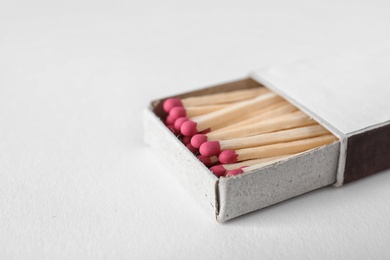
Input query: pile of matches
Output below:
<box><xmin>162</xmin><ymin>87</ymin><xmax>337</xmax><ymax>177</ymax></box>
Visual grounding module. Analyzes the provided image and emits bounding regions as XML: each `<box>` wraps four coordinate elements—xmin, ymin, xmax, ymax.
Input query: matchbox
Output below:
<box><xmin>144</xmin><ymin>46</ymin><xmax>390</xmax><ymax>222</ymax></box>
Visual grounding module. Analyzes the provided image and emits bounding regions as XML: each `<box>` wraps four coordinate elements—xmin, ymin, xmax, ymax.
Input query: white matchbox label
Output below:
<box><xmin>251</xmin><ymin>45</ymin><xmax>390</xmax><ymax>136</ymax></box>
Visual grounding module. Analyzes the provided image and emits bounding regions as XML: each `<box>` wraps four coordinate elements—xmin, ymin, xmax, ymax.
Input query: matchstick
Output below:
<box><xmin>170</xmin><ymin>91</ymin><xmax>276</xmax><ymax>131</ymax></box>
<box><xmin>180</xmin><ymin>92</ymin><xmax>282</xmax><ymax>136</ymax></box>
<box><xmin>199</xmin><ymin>125</ymin><xmax>330</xmax><ymax>157</ymax></box>
<box><xmin>162</xmin><ymin>87</ymin><xmax>338</xmax><ymax>176</ymax></box>
<box><xmin>165</xmin><ymin>115</ymin><xmax>177</xmax><ymax>126</ymax></box>
<box><xmin>225</xmin><ymin>155</ymin><xmax>298</xmax><ymax>177</ymax></box>
<box><xmin>181</xmin><ymin>136</ymin><xmax>192</xmax><ymax>145</ymax></box>
<box><xmin>209</xmin><ymin>155</ymin><xmax>290</xmax><ymax>177</ymax></box>
<box><xmin>174</xmin><ymin>101</ymin><xmax>290</xmax><ymax>132</ymax></box>
<box><xmin>174</xmin><ymin>117</ymin><xmax>190</xmax><ymax>131</ymax></box>
<box><xmin>197</xmin><ymin>155</ymin><xmax>219</xmax><ymax>167</ymax></box>
<box><xmin>218</xmin><ymin>134</ymin><xmax>336</xmax><ymax>164</ymax></box>
<box><xmin>163</xmin><ymin>87</ymin><xmax>270</xmax><ymax>113</ymax></box>
<box><xmin>168</xmin><ymin>103</ymin><xmax>230</xmax><ymax>120</ymax></box>
<box><xmin>200</xmin><ymin>101</ymin><xmax>289</xmax><ymax>133</ymax></box>
<box><xmin>186</xmin><ymin>143</ymin><xmax>198</xmax><ymax>154</ymax></box>
<box><xmin>210</xmin><ymin>101</ymin><xmax>297</xmax><ymax>133</ymax></box>
<box><xmin>191</xmin><ymin>111</ymin><xmax>315</xmax><ymax>148</ymax></box>
<box><xmin>183</xmin><ymin>104</ymin><xmax>230</xmax><ymax>117</ymax></box>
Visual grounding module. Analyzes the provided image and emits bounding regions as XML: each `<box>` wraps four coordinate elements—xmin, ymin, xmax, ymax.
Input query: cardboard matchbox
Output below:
<box><xmin>143</xmin><ymin>46</ymin><xmax>390</xmax><ymax>222</ymax></box>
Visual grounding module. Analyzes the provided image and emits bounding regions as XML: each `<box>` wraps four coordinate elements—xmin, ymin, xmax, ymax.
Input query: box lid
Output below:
<box><xmin>251</xmin><ymin>45</ymin><xmax>390</xmax><ymax>185</ymax></box>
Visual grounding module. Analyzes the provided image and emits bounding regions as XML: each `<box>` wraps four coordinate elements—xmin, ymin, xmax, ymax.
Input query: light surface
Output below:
<box><xmin>1</xmin><ymin>0</ymin><xmax>390</xmax><ymax>259</ymax></box>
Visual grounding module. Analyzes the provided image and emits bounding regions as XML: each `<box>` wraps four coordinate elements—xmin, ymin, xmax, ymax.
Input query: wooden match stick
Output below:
<box><xmin>173</xmin><ymin>104</ymin><xmax>270</xmax><ymax>132</ymax></box>
<box><xmin>199</xmin><ymin>125</ymin><xmax>330</xmax><ymax>157</ymax></box>
<box><xmin>202</xmin><ymin>101</ymin><xmax>286</xmax><ymax>132</ymax></box>
<box><xmin>170</xmin><ymin>90</ymin><xmax>276</xmax><ymax>130</ymax></box>
<box><xmin>197</xmin><ymin>155</ymin><xmax>219</xmax><ymax>167</ymax></box>
<box><xmin>183</xmin><ymin>104</ymin><xmax>230</xmax><ymax>117</ymax></box>
<box><xmin>209</xmin><ymin>155</ymin><xmax>290</xmax><ymax>177</ymax></box>
<box><xmin>191</xmin><ymin>111</ymin><xmax>315</xmax><ymax>148</ymax></box>
<box><xmin>185</xmin><ymin>142</ymin><xmax>199</xmax><ymax>154</ymax></box>
<box><xmin>210</xmin><ymin>101</ymin><xmax>297</xmax><ymax>133</ymax></box>
<box><xmin>163</xmin><ymin>87</ymin><xmax>270</xmax><ymax>112</ymax></box>
<box><xmin>181</xmin><ymin>92</ymin><xmax>282</xmax><ymax>136</ymax></box>
<box><xmin>218</xmin><ymin>134</ymin><xmax>337</xmax><ymax>164</ymax></box>
<box><xmin>225</xmin><ymin>154</ymin><xmax>298</xmax><ymax>177</ymax></box>
<box><xmin>168</xmin><ymin>103</ymin><xmax>231</xmax><ymax>120</ymax></box>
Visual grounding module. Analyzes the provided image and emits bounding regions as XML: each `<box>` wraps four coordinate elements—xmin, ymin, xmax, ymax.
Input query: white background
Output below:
<box><xmin>1</xmin><ymin>0</ymin><xmax>390</xmax><ymax>259</ymax></box>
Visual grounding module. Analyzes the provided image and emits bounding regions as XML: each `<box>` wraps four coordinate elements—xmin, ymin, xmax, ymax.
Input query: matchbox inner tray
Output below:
<box><xmin>143</xmin><ymin>46</ymin><xmax>390</xmax><ymax>222</ymax></box>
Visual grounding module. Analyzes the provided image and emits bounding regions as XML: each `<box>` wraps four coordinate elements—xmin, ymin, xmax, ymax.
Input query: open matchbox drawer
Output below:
<box><xmin>143</xmin><ymin>46</ymin><xmax>390</xmax><ymax>222</ymax></box>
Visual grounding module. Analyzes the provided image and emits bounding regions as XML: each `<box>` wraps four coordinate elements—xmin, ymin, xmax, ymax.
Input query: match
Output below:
<box><xmin>225</xmin><ymin>155</ymin><xmax>298</xmax><ymax>177</ymax></box>
<box><xmin>199</xmin><ymin>125</ymin><xmax>330</xmax><ymax>157</ymax></box>
<box><xmin>197</xmin><ymin>155</ymin><xmax>219</xmax><ymax>167</ymax></box>
<box><xmin>210</xmin><ymin>101</ymin><xmax>297</xmax><ymax>133</ymax></box>
<box><xmin>218</xmin><ymin>134</ymin><xmax>337</xmax><ymax>164</ymax></box>
<box><xmin>191</xmin><ymin>111</ymin><xmax>315</xmax><ymax>148</ymax></box>
<box><xmin>180</xmin><ymin>92</ymin><xmax>282</xmax><ymax>136</ymax></box>
<box><xmin>164</xmin><ymin>114</ymin><xmax>176</xmax><ymax>126</ymax></box>
<box><xmin>161</xmin><ymin>87</ymin><xmax>339</xmax><ymax>174</ymax></box>
<box><xmin>168</xmin><ymin>103</ymin><xmax>230</xmax><ymax>120</ymax></box>
<box><xmin>189</xmin><ymin>101</ymin><xmax>291</xmax><ymax>134</ymax></box>
<box><xmin>171</xmin><ymin>94</ymin><xmax>288</xmax><ymax>132</ymax></box>
<box><xmin>163</xmin><ymin>87</ymin><xmax>269</xmax><ymax>113</ymax></box>
<box><xmin>209</xmin><ymin>155</ymin><xmax>290</xmax><ymax>177</ymax></box>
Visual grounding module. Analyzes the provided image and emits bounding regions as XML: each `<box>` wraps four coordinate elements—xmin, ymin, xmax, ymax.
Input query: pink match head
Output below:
<box><xmin>186</xmin><ymin>143</ymin><xmax>198</xmax><ymax>154</ymax></box>
<box><xmin>219</xmin><ymin>150</ymin><xmax>238</xmax><ymax>164</ymax></box>
<box><xmin>169</xmin><ymin>106</ymin><xmax>186</xmax><ymax>120</ymax></box>
<box><xmin>181</xmin><ymin>136</ymin><xmax>191</xmax><ymax>145</ymax></box>
<box><xmin>181</xmin><ymin>120</ymin><xmax>198</xmax><ymax>137</ymax></box>
<box><xmin>163</xmin><ymin>98</ymin><xmax>183</xmax><ymax>113</ymax></box>
<box><xmin>174</xmin><ymin>117</ymin><xmax>189</xmax><ymax>132</ymax></box>
<box><xmin>191</xmin><ymin>134</ymin><xmax>208</xmax><ymax>148</ymax></box>
<box><xmin>197</xmin><ymin>155</ymin><xmax>218</xmax><ymax>167</ymax></box>
<box><xmin>225</xmin><ymin>168</ymin><xmax>244</xmax><ymax>177</ymax></box>
<box><xmin>165</xmin><ymin>115</ymin><xmax>176</xmax><ymax>125</ymax></box>
<box><xmin>209</xmin><ymin>164</ymin><xmax>226</xmax><ymax>177</ymax></box>
<box><xmin>199</xmin><ymin>141</ymin><xmax>221</xmax><ymax>157</ymax></box>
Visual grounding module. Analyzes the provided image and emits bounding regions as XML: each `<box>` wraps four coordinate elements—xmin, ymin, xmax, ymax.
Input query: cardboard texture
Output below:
<box><xmin>144</xmin><ymin>45</ymin><xmax>390</xmax><ymax>222</ymax></box>
<box><xmin>217</xmin><ymin>142</ymin><xmax>339</xmax><ymax>222</ymax></box>
<box><xmin>144</xmin><ymin>109</ymin><xmax>218</xmax><ymax>216</ymax></box>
